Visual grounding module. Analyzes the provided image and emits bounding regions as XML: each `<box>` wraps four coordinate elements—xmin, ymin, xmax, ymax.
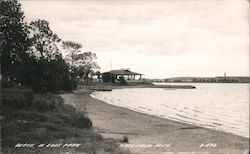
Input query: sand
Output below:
<box><xmin>60</xmin><ymin>88</ymin><xmax>249</xmax><ymax>154</ymax></box>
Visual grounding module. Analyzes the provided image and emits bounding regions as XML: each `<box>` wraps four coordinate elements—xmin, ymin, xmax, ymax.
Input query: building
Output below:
<box><xmin>102</xmin><ymin>69</ymin><xmax>143</xmax><ymax>83</ymax></box>
<box><xmin>215</xmin><ymin>76</ymin><xmax>250</xmax><ymax>83</ymax></box>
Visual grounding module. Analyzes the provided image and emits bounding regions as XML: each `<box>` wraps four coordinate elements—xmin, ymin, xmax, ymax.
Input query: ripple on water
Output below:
<box><xmin>90</xmin><ymin>83</ymin><xmax>250</xmax><ymax>138</ymax></box>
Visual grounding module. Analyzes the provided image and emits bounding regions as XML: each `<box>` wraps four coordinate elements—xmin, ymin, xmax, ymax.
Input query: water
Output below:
<box><xmin>90</xmin><ymin>83</ymin><xmax>249</xmax><ymax>138</ymax></box>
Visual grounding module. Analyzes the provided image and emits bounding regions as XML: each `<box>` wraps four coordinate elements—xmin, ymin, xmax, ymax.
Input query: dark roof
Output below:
<box><xmin>102</xmin><ymin>69</ymin><xmax>143</xmax><ymax>75</ymax></box>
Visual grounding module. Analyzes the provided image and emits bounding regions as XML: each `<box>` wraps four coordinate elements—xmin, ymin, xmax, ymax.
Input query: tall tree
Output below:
<box><xmin>28</xmin><ymin>19</ymin><xmax>63</xmax><ymax>91</ymax></box>
<box><xmin>62</xmin><ymin>41</ymin><xmax>82</xmax><ymax>68</ymax></box>
<box><xmin>28</xmin><ymin>19</ymin><xmax>61</xmax><ymax>61</ymax></box>
<box><xmin>0</xmin><ymin>0</ymin><xmax>30</xmax><ymax>81</ymax></box>
<box><xmin>62</xmin><ymin>41</ymin><xmax>83</xmax><ymax>88</ymax></box>
<box><xmin>0</xmin><ymin>1</ymin><xmax>73</xmax><ymax>92</ymax></box>
<box><xmin>62</xmin><ymin>41</ymin><xmax>99</xmax><ymax>83</ymax></box>
<box><xmin>77</xmin><ymin>52</ymin><xmax>99</xmax><ymax>82</ymax></box>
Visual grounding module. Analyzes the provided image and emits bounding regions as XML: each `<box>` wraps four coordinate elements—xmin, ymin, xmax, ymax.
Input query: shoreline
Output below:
<box><xmin>60</xmin><ymin>88</ymin><xmax>249</xmax><ymax>153</ymax></box>
<box><xmin>90</xmin><ymin>92</ymin><xmax>248</xmax><ymax>139</ymax></box>
<box><xmin>89</xmin><ymin>89</ymin><xmax>249</xmax><ymax>139</ymax></box>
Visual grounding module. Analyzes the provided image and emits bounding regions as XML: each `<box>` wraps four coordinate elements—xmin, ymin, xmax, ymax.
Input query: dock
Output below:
<box><xmin>90</xmin><ymin>87</ymin><xmax>113</xmax><ymax>91</ymax></box>
<box><xmin>152</xmin><ymin>85</ymin><xmax>196</xmax><ymax>89</ymax></box>
<box><xmin>80</xmin><ymin>84</ymin><xmax>196</xmax><ymax>92</ymax></box>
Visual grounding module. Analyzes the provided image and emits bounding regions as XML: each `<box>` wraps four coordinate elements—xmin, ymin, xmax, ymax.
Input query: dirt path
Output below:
<box><xmin>60</xmin><ymin>89</ymin><xmax>249</xmax><ymax>154</ymax></box>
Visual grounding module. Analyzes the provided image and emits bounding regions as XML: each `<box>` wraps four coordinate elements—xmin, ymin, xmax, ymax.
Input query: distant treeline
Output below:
<box><xmin>151</xmin><ymin>77</ymin><xmax>250</xmax><ymax>83</ymax></box>
<box><xmin>0</xmin><ymin>0</ymin><xmax>99</xmax><ymax>92</ymax></box>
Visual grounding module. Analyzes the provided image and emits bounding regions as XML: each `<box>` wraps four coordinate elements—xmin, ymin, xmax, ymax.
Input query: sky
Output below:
<box><xmin>20</xmin><ymin>0</ymin><xmax>249</xmax><ymax>79</ymax></box>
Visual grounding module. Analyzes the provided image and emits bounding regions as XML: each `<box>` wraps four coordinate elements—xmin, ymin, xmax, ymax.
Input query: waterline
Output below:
<box><xmin>91</xmin><ymin>83</ymin><xmax>249</xmax><ymax>138</ymax></box>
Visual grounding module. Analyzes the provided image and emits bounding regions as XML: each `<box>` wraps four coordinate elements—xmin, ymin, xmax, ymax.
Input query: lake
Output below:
<box><xmin>90</xmin><ymin>83</ymin><xmax>249</xmax><ymax>138</ymax></box>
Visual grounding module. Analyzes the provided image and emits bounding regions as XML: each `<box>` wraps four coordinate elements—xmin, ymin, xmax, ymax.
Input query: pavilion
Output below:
<box><xmin>102</xmin><ymin>69</ymin><xmax>143</xmax><ymax>82</ymax></box>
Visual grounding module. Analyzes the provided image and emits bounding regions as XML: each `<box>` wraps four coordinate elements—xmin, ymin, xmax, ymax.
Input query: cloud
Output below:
<box><xmin>20</xmin><ymin>0</ymin><xmax>249</xmax><ymax>77</ymax></box>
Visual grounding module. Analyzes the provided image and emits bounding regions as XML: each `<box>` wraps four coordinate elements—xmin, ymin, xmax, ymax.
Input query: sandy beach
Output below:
<box><xmin>60</xmin><ymin>88</ymin><xmax>249</xmax><ymax>154</ymax></box>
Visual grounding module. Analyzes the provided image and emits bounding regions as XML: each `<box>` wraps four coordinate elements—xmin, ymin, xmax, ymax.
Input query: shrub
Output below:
<box><xmin>61</xmin><ymin>78</ymin><xmax>77</xmax><ymax>91</ymax></box>
<box><xmin>102</xmin><ymin>73</ymin><xmax>112</xmax><ymax>82</ymax></box>
<box><xmin>1</xmin><ymin>88</ymin><xmax>34</xmax><ymax>109</ymax></box>
<box><xmin>54</xmin><ymin>103</ymin><xmax>93</xmax><ymax>129</ymax></box>
<box><xmin>118</xmin><ymin>76</ymin><xmax>127</xmax><ymax>85</ymax></box>
<box><xmin>40</xmin><ymin>86</ymin><xmax>48</xmax><ymax>94</ymax></box>
<box><xmin>63</xmin><ymin>77</ymin><xmax>72</xmax><ymax>91</ymax></box>
<box><xmin>72</xmin><ymin>111</ymin><xmax>92</xmax><ymax>129</ymax></box>
<box><xmin>1</xmin><ymin>80</ymin><xmax>19</xmax><ymax>88</ymax></box>
<box><xmin>121</xmin><ymin>136</ymin><xmax>129</xmax><ymax>143</ymax></box>
<box><xmin>73</xmin><ymin>79</ymin><xmax>78</xmax><ymax>89</ymax></box>
<box><xmin>32</xmin><ymin>94</ymin><xmax>56</xmax><ymax>111</ymax></box>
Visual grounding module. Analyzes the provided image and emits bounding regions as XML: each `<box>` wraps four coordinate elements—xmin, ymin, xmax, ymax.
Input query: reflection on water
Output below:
<box><xmin>90</xmin><ymin>83</ymin><xmax>249</xmax><ymax>138</ymax></box>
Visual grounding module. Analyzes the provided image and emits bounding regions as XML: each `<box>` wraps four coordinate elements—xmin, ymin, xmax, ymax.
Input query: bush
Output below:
<box><xmin>32</xmin><ymin>94</ymin><xmax>57</xmax><ymax>111</ymax></box>
<box><xmin>1</xmin><ymin>88</ymin><xmax>34</xmax><ymax>109</ymax></box>
<box><xmin>118</xmin><ymin>76</ymin><xmax>127</xmax><ymax>85</ymax></box>
<box><xmin>63</xmin><ymin>77</ymin><xmax>72</xmax><ymax>91</ymax></box>
<box><xmin>121</xmin><ymin>136</ymin><xmax>129</xmax><ymax>143</ymax></box>
<box><xmin>52</xmin><ymin>100</ymin><xmax>93</xmax><ymax>129</ymax></box>
<box><xmin>40</xmin><ymin>86</ymin><xmax>48</xmax><ymax>94</ymax></box>
<box><xmin>72</xmin><ymin>111</ymin><xmax>92</xmax><ymax>129</ymax></box>
<box><xmin>61</xmin><ymin>78</ymin><xmax>77</xmax><ymax>91</ymax></box>
<box><xmin>73</xmin><ymin>79</ymin><xmax>78</xmax><ymax>89</ymax></box>
<box><xmin>1</xmin><ymin>80</ymin><xmax>20</xmax><ymax>88</ymax></box>
<box><xmin>55</xmin><ymin>105</ymin><xmax>93</xmax><ymax>129</ymax></box>
<box><xmin>102</xmin><ymin>73</ymin><xmax>112</xmax><ymax>82</ymax></box>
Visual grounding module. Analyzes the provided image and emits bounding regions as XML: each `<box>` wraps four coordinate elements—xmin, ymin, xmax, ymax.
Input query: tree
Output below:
<box><xmin>62</xmin><ymin>41</ymin><xmax>82</xmax><ymax>67</ymax></box>
<box><xmin>27</xmin><ymin>19</ymin><xmax>71</xmax><ymax>92</ymax></box>
<box><xmin>96</xmin><ymin>71</ymin><xmax>101</xmax><ymax>82</ymax></box>
<box><xmin>28</xmin><ymin>19</ymin><xmax>61</xmax><ymax>61</ymax></box>
<box><xmin>0</xmin><ymin>1</ymin><xmax>74</xmax><ymax>92</ymax></box>
<box><xmin>46</xmin><ymin>55</ymin><xmax>71</xmax><ymax>91</ymax></box>
<box><xmin>76</xmin><ymin>52</ymin><xmax>99</xmax><ymax>82</ymax></box>
<box><xmin>62</xmin><ymin>41</ymin><xmax>100</xmax><ymax>83</ymax></box>
<box><xmin>62</xmin><ymin>41</ymin><xmax>82</xmax><ymax>87</ymax></box>
<box><xmin>0</xmin><ymin>0</ymin><xmax>30</xmax><ymax>81</ymax></box>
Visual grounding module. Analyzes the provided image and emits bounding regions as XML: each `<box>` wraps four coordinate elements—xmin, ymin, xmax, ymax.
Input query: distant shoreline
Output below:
<box><xmin>154</xmin><ymin>81</ymin><xmax>250</xmax><ymax>84</ymax></box>
<box><xmin>151</xmin><ymin>76</ymin><xmax>250</xmax><ymax>83</ymax></box>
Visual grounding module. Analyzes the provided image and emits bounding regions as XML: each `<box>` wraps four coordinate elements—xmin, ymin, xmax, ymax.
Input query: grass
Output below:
<box><xmin>1</xmin><ymin>88</ymin><xmax>130</xmax><ymax>154</ymax></box>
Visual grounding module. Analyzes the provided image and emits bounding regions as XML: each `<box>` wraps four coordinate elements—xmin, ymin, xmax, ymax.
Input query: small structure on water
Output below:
<box><xmin>102</xmin><ymin>69</ymin><xmax>143</xmax><ymax>83</ymax></box>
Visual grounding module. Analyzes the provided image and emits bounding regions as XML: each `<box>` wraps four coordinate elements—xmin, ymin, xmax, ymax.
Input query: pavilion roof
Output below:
<box><xmin>102</xmin><ymin>69</ymin><xmax>143</xmax><ymax>75</ymax></box>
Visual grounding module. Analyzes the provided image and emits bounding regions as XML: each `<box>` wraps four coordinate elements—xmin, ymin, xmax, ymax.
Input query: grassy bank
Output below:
<box><xmin>1</xmin><ymin>88</ymin><xmax>130</xmax><ymax>154</ymax></box>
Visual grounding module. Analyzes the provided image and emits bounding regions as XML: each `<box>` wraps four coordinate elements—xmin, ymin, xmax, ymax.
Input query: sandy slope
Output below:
<box><xmin>60</xmin><ymin>88</ymin><xmax>249</xmax><ymax>154</ymax></box>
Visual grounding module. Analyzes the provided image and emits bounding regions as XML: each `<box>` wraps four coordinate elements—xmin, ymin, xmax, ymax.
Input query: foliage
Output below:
<box><xmin>102</xmin><ymin>73</ymin><xmax>112</xmax><ymax>82</ymax></box>
<box><xmin>62</xmin><ymin>41</ymin><xmax>82</xmax><ymax>67</ymax></box>
<box><xmin>1</xmin><ymin>92</ymin><xmax>92</xmax><ymax>147</ymax></box>
<box><xmin>22</xmin><ymin>20</ymin><xmax>71</xmax><ymax>92</ymax></box>
<box><xmin>28</xmin><ymin>19</ymin><xmax>61</xmax><ymax>61</ymax></box>
<box><xmin>1</xmin><ymin>90</ymin><xmax>130</xmax><ymax>153</ymax></box>
<box><xmin>0</xmin><ymin>0</ymin><xmax>30</xmax><ymax>81</ymax></box>
<box><xmin>1</xmin><ymin>88</ymin><xmax>34</xmax><ymax>109</ymax></box>
<box><xmin>121</xmin><ymin>136</ymin><xmax>129</xmax><ymax>143</ymax></box>
<box><xmin>62</xmin><ymin>41</ymin><xmax>100</xmax><ymax>83</ymax></box>
<box><xmin>102</xmin><ymin>73</ymin><xmax>117</xmax><ymax>83</ymax></box>
<box><xmin>118</xmin><ymin>76</ymin><xmax>127</xmax><ymax>85</ymax></box>
<box><xmin>62</xmin><ymin>41</ymin><xmax>82</xmax><ymax>88</ymax></box>
<box><xmin>76</xmin><ymin>52</ymin><xmax>100</xmax><ymax>82</ymax></box>
<box><xmin>1</xmin><ymin>79</ymin><xmax>20</xmax><ymax>88</ymax></box>
<box><xmin>0</xmin><ymin>0</ymin><xmax>99</xmax><ymax>92</ymax></box>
